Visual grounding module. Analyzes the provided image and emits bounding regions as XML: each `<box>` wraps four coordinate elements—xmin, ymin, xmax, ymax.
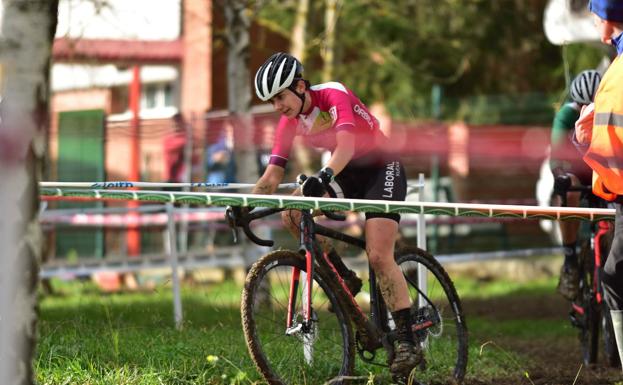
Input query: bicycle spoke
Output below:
<box><xmin>242</xmin><ymin>250</ymin><xmax>354</xmax><ymax>385</ymax></box>
<box><xmin>394</xmin><ymin>248</ymin><xmax>468</xmax><ymax>383</ymax></box>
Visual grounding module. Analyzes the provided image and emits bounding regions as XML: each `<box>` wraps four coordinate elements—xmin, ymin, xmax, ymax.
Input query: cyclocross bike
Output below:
<box><xmin>556</xmin><ymin>182</ymin><xmax>619</xmax><ymax>368</ymax></box>
<box><xmin>227</xmin><ymin>202</ymin><xmax>468</xmax><ymax>385</ymax></box>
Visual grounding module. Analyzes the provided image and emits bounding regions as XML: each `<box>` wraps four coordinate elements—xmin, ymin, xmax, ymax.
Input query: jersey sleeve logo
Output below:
<box><xmin>329</xmin><ymin>106</ymin><xmax>338</xmax><ymax>123</ymax></box>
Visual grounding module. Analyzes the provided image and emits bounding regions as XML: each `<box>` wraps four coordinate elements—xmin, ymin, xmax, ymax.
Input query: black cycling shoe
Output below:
<box><xmin>390</xmin><ymin>341</ymin><xmax>422</xmax><ymax>383</ymax></box>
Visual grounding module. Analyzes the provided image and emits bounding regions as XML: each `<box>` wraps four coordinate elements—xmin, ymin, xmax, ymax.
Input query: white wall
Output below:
<box><xmin>56</xmin><ymin>0</ymin><xmax>181</xmax><ymax>40</ymax></box>
<box><xmin>52</xmin><ymin>65</ymin><xmax>179</xmax><ymax>91</ymax></box>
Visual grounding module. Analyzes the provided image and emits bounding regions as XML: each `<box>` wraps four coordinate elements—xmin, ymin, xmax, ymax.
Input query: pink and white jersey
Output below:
<box><xmin>269</xmin><ymin>82</ymin><xmax>387</xmax><ymax>168</ymax></box>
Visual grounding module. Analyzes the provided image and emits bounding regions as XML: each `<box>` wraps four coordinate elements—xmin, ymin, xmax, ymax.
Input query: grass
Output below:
<box><xmin>36</xmin><ymin>274</ymin><xmax>564</xmax><ymax>385</ymax></box>
<box><xmin>37</xmin><ymin>279</ymin><xmax>253</xmax><ymax>385</ymax></box>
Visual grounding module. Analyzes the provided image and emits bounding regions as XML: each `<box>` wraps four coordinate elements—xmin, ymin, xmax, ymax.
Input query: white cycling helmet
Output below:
<box><xmin>570</xmin><ymin>69</ymin><xmax>601</xmax><ymax>105</ymax></box>
<box><xmin>254</xmin><ymin>52</ymin><xmax>304</xmax><ymax>102</ymax></box>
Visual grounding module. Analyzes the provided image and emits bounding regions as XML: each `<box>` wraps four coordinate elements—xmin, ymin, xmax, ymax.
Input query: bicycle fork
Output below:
<box><xmin>569</xmin><ymin>220</ymin><xmax>613</xmax><ymax>327</ymax></box>
<box><xmin>285</xmin><ymin>211</ymin><xmax>316</xmax><ymax>329</ymax></box>
<box><xmin>284</xmin><ymin>211</ymin><xmax>318</xmax><ymax>365</ymax></box>
<box><xmin>285</xmin><ymin>249</ymin><xmax>315</xmax><ymax>332</ymax></box>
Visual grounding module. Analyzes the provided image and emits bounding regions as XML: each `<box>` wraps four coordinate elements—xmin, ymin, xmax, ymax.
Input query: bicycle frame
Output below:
<box><xmin>232</xmin><ymin>205</ymin><xmax>451</xmax><ymax>368</ymax></box>
<box><xmin>571</xmin><ymin>219</ymin><xmax>613</xmax><ymax>315</ymax></box>
<box><xmin>560</xmin><ymin>185</ymin><xmax>612</xmax><ymax>313</ymax></box>
<box><xmin>593</xmin><ymin>220</ymin><xmax>612</xmax><ymax>304</ymax></box>
<box><xmin>285</xmin><ymin>209</ymin><xmax>385</xmax><ymax>352</ymax></box>
<box><xmin>556</xmin><ymin>181</ymin><xmax>617</xmax><ymax>365</ymax></box>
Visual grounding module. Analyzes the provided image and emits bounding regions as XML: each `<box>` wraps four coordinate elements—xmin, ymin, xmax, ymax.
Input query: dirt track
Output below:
<box><xmin>463</xmin><ymin>293</ymin><xmax>622</xmax><ymax>385</ymax></box>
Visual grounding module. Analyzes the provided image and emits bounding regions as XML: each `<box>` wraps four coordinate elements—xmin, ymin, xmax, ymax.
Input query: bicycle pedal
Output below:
<box><xmin>568</xmin><ymin>311</ymin><xmax>584</xmax><ymax>329</ymax></box>
<box><xmin>412</xmin><ymin>306</ymin><xmax>438</xmax><ymax>338</ymax></box>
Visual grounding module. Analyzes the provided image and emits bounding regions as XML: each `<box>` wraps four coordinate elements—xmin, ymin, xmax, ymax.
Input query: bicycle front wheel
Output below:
<box><xmin>578</xmin><ymin>240</ymin><xmax>599</xmax><ymax>365</ymax></box>
<box><xmin>395</xmin><ymin>246</ymin><xmax>468</xmax><ymax>384</ymax></box>
<box><xmin>241</xmin><ymin>250</ymin><xmax>355</xmax><ymax>385</ymax></box>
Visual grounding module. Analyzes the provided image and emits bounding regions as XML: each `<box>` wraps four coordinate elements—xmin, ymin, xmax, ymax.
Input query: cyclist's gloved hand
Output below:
<box><xmin>553</xmin><ymin>174</ymin><xmax>572</xmax><ymax>196</ymax></box>
<box><xmin>301</xmin><ymin>176</ymin><xmax>326</xmax><ymax>197</ymax></box>
<box><xmin>299</xmin><ymin>167</ymin><xmax>334</xmax><ymax>197</ymax></box>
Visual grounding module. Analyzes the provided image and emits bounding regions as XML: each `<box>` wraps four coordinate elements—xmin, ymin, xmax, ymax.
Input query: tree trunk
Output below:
<box><xmin>291</xmin><ymin>0</ymin><xmax>309</xmax><ymax>62</ymax></box>
<box><xmin>0</xmin><ymin>1</ymin><xmax>58</xmax><ymax>384</ymax></box>
<box><xmin>289</xmin><ymin>0</ymin><xmax>315</xmax><ymax>174</ymax></box>
<box><xmin>224</xmin><ymin>0</ymin><xmax>257</xmax><ymax>183</ymax></box>
<box><xmin>322</xmin><ymin>0</ymin><xmax>338</xmax><ymax>82</ymax></box>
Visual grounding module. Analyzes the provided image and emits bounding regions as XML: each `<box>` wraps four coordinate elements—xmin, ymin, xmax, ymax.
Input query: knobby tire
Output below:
<box><xmin>241</xmin><ymin>250</ymin><xmax>355</xmax><ymax>385</ymax></box>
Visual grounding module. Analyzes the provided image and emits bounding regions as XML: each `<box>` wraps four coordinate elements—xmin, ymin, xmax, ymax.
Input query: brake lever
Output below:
<box><xmin>225</xmin><ymin>207</ymin><xmax>240</xmax><ymax>243</ymax></box>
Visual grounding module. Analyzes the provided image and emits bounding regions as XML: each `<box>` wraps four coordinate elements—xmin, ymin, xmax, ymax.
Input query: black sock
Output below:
<box><xmin>391</xmin><ymin>308</ymin><xmax>414</xmax><ymax>343</ymax></box>
<box><xmin>563</xmin><ymin>242</ymin><xmax>577</xmax><ymax>268</ymax></box>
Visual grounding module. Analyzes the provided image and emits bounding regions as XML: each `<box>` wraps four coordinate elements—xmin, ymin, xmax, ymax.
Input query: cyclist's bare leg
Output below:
<box><xmin>553</xmin><ymin>173</ymin><xmax>582</xmax><ymax>245</ymax></box>
<box><xmin>366</xmin><ymin>217</ymin><xmax>421</xmax><ymax>377</ymax></box>
<box><xmin>554</xmin><ymin>173</ymin><xmax>582</xmax><ymax>299</ymax></box>
<box><xmin>365</xmin><ymin>218</ymin><xmax>410</xmax><ymax>310</ymax></box>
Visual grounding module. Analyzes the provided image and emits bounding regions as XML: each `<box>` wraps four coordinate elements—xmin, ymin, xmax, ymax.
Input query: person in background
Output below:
<box><xmin>163</xmin><ymin>113</ymin><xmax>187</xmax><ymax>186</ymax></box>
<box><xmin>575</xmin><ymin>0</ymin><xmax>623</xmax><ymax>369</ymax></box>
<box><xmin>205</xmin><ymin>122</ymin><xmax>236</xmax><ymax>184</ymax></box>
<box><xmin>551</xmin><ymin>70</ymin><xmax>601</xmax><ymax>300</ymax></box>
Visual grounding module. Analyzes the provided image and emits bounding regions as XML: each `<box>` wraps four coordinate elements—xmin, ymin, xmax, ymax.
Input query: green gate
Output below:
<box><xmin>56</xmin><ymin>109</ymin><xmax>105</xmax><ymax>259</ymax></box>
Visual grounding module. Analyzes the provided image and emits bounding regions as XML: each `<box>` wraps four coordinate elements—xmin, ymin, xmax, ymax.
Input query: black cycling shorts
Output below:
<box><xmin>327</xmin><ymin>152</ymin><xmax>407</xmax><ymax>223</ymax></box>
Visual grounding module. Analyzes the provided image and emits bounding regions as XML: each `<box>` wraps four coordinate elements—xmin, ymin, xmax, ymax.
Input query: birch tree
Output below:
<box><xmin>290</xmin><ymin>0</ymin><xmax>309</xmax><ymax>62</ymax></box>
<box><xmin>321</xmin><ymin>0</ymin><xmax>338</xmax><ymax>83</ymax></box>
<box><xmin>0</xmin><ymin>1</ymin><xmax>58</xmax><ymax>384</ymax></box>
<box><xmin>289</xmin><ymin>0</ymin><xmax>315</xmax><ymax>174</ymax></box>
<box><xmin>222</xmin><ymin>0</ymin><xmax>257</xmax><ymax>183</ymax></box>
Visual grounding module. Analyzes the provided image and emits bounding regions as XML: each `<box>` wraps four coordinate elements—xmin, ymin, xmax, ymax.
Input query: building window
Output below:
<box><xmin>141</xmin><ymin>82</ymin><xmax>174</xmax><ymax>110</ymax></box>
<box><xmin>108</xmin><ymin>81</ymin><xmax>178</xmax><ymax>121</ymax></box>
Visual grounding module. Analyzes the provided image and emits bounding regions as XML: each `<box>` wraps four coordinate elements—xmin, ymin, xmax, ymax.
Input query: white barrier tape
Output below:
<box><xmin>40</xmin><ymin>180</ymin><xmax>426</xmax><ymax>190</ymax></box>
<box><xmin>40</xmin><ymin>188</ymin><xmax>616</xmax><ymax>221</ymax></box>
<box><xmin>40</xmin><ymin>181</ymin><xmax>300</xmax><ymax>190</ymax></box>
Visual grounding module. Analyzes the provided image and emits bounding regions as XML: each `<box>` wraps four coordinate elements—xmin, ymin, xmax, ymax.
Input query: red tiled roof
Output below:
<box><xmin>53</xmin><ymin>37</ymin><xmax>183</xmax><ymax>64</ymax></box>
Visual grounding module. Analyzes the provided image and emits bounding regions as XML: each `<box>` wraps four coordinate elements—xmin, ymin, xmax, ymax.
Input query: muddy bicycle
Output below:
<box><xmin>227</xmin><ymin>203</ymin><xmax>468</xmax><ymax>385</ymax></box>
<box><xmin>556</xmin><ymin>181</ymin><xmax>619</xmax><ymax>368</ymax></box>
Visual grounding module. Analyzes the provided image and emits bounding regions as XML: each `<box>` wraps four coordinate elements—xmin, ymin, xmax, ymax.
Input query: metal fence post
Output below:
<box><xmin>416</xmin><ymin>173</ymin><xmax>428</xmax><ymax>309</ymax></box>
<box><xmin>165</xmin><ymin>202</ymin><xmax>183</xmax><ymax>330</ymax></box>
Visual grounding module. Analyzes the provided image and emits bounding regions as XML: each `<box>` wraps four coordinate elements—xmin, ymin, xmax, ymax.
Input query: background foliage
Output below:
<box><xmin>255</xmin><ymin>0</ymin><xmax>610</xmax><ymax>123</ymax></box>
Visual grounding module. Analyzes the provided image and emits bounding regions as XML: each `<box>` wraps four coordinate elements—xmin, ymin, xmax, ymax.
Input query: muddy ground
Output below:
<box><xmin>463</xmin><ymin>292</ymin><xmax>622</xmax><ymax>385</ymax></box>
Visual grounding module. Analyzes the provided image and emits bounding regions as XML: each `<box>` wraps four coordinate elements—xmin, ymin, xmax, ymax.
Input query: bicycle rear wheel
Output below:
<box><xmin>241</xmin><ymin>250</ymin><xmax>355</xmax><ymax>385</ymax></box>
<box><xmin>395</xmin><ymin>246</ymin><xmax>468</xmax><ymax>384</ymax></box>
<box><xmin>578</xmin><ymin>240</ymin><xmax>599</xmax><ymax>365</ymax></box>
<box><xmin>599</xmin><ymin>228</ymin><xmax>620</xmax><ymax>367</ymax></box>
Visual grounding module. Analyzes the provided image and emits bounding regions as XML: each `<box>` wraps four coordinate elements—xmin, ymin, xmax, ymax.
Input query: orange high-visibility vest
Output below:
<box><xmin>583</xmin><ymin>55</ymin><xmax>623</xmax><ymax>201</ymax></box>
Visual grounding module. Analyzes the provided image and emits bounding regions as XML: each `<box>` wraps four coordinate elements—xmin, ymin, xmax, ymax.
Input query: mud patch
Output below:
<box><xmin>463</xmin><ymin>292</ymin><xmax>622</xmax><ymax>385</ymax></box>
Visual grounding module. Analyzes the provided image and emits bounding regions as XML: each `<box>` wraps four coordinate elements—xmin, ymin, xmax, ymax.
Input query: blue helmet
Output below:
<box><xmin>589</xmin><ymin>0</ymin><xmax>623</xmax><ymax>22</ymax></box>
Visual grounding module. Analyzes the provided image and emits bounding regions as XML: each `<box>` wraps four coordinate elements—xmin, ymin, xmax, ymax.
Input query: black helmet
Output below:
<box><xmin>254</xmin><ymin>52</ymin><xmax>304</xmax><ymax>101</ymax></box>
<box><xmin>570</xmin><ymin>70</ymin><xmax>601</xmax><ymax>105</ymax></box>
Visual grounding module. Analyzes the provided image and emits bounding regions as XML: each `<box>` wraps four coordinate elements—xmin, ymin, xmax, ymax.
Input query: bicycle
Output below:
<box><xmin>227</xmin><ymin>201</ymin><xmax>468</xmax><ymax>385</ymax></box>
<box><xmin>555</xmin><ymin>181</ymin><xmax>619</xmax><ymax>368</ymax></box>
